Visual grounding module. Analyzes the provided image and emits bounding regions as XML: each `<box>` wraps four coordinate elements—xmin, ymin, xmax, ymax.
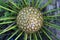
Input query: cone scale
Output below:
<box><xmin>17</xmin><ymin>7</ymin><xmax>43</xmax><ymax>33</ymax></box>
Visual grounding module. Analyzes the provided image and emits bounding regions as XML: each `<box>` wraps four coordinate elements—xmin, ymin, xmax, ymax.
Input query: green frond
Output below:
<box><xmin>44</xmin><ymin>14</ymin><xmax>60</xmax><ymax>17</ymax></box>
<box><xmin>0</xmin><ymin>30</ymin><xmax>3</xmax><ymax>32</ymax></box>
<box><xmin>38</xmin><ymin>32</ymin><xmax>42</xmax><ymax>40</ymax></box>
<box><xmin>45</xmin><ymin>22</ymin><xmax>60</xmax><ymax>30</ymax></box>
<box><xmin>40</xmin><ymin>0</ymin><xmax>52</xmax><ymax>10</ymax></box>
<box><xmin>38</xmin><ymin>0</ymin><xmax>43</xmax><ymax>8</ymax></box>
<box><xmin>0</xmin><ymin>25</ymin><xmax>17</xmax><ymax>34</ymax></box>
<box><xmin>23</xmin><ymin>0</ymin><xmax>27</xmax><ymax>6</ymax></box>
<box><xmin>21</xmin><ymin>0</ymin><xmax>25</xmax><ymax>7</ymax></box>
<box><xmin>17</xmin><ymin>0</ymin><xmax>24</xmax><ymax>9</ymax></box>
<box><xmin>0</xmin><ymin>17</ymin><xmax>15</xmax><ymax>21</ymax></box>
<box><xmin>44</xmin><ymin>8</ymin><xmax>60</xmax><ymax>14</ymax></box>
<box><xmin>0</xmin><ymin>0</ymin><xmax>8</xmax><ymax>7</ymax></box>
<box><xmin>8</xmin><ymin>4</ymin><xmax>19</xmax><ymax>12</ymax></box>
<box><xmin>7</xmin><ymin>29</ymin><xmax>19</xmax><ymax>40</ymax></box>
<box><xmin>30</xmin><ymin>33</ymin><xmax>32</xmax><ymax>40</ymax></box>
<box><xmin>0</xmin><ymin>21</ymin><xmax>14</xmax><ymax>25</ymax></box>
<box><xmin>41</xmin><ymin>28</ymin><xmax>52</xmax><ymax>40</ymax></box>
<box><xmin>0</xmin><ymin>5</ymin><xmax>17</xmax><ymax>13</ymax></box>
<box><xmin>26</xmin><ymin>0</ymin><xmax>30</xmax><ymax>6</ymax></box>
<box><xmin>43</xmin><ymin>27</ymin><xmax>60</xmax><ymax>40</ymax></box>
<box><xmin>35</xmin><ymin>0</ymin><xmax>39</xmax><ymax>8</ymax></box>
<box><xmin>44</xmin><ymin>14</ymin><xmax>60</xmax><ymax>20</ymax></box>
<box><xmin>23</xmin><ymin>0</ymin><xmax>30</xmax><ymax>6</ymax></box>
<box><xmin>44</xmin><ymin>16</ymin><xmax>60</xmax><ymax>21</ymax></box>
<box><xmin>0</xmin><ymin>0</ymin><xmax>4</xmax><ymax>5</ymax></box>
<box><xmin>24</xmin><ymin>33</ymin><xmax>28</xmax><ymax>40</ymax></box>
<box><xmin>33</xmin><ymin>33</ymin><xmax>38</xmax><ymax>40</ymax></box>
<box><xmin>32</xmin><ymin>0</ymin><xmax>34</xmax><ymax>7</ymax></box>
<box><xmin>8</xmin><ymin>0</ymin><xmax>20</xmax><ymax>10</ymax></box>
<box><xmin>4</xmin><ymin>12</ymin><xmax>11</xmax><ymax>17</ymax></box>
<box><xmin>4</xmin><ymin>23</ymin><xmax>15</xmax><ymax>31</ymax></box>
<box><xmin>5</xmin><ymin>4</ymin><xmax>17</xmax><ymax>12</ymax></box>
<box><xmin>15</xmin><ymin>32</ymin><xmax>23</xmax><ymax>40</ymax></box>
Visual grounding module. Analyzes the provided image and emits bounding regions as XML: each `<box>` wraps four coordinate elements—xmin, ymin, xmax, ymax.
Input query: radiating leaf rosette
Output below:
<box><xmin>0</xmin><ymin>0</ymin><xmax>60</xmax><ymax>40</ymax></box>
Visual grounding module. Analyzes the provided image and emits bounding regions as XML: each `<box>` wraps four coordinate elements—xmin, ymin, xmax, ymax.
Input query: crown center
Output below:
<box><xmin>17</xmin><ymin>7</ymin><xmax>43</xmax><ymax>33</ymax></box>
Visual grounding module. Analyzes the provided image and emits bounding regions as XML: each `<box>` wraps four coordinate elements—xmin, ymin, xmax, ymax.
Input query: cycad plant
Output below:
<box><xmin>0</xmin><ymin>0</ymin><xmax>60</xmax><ymax>40</ymax></box>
